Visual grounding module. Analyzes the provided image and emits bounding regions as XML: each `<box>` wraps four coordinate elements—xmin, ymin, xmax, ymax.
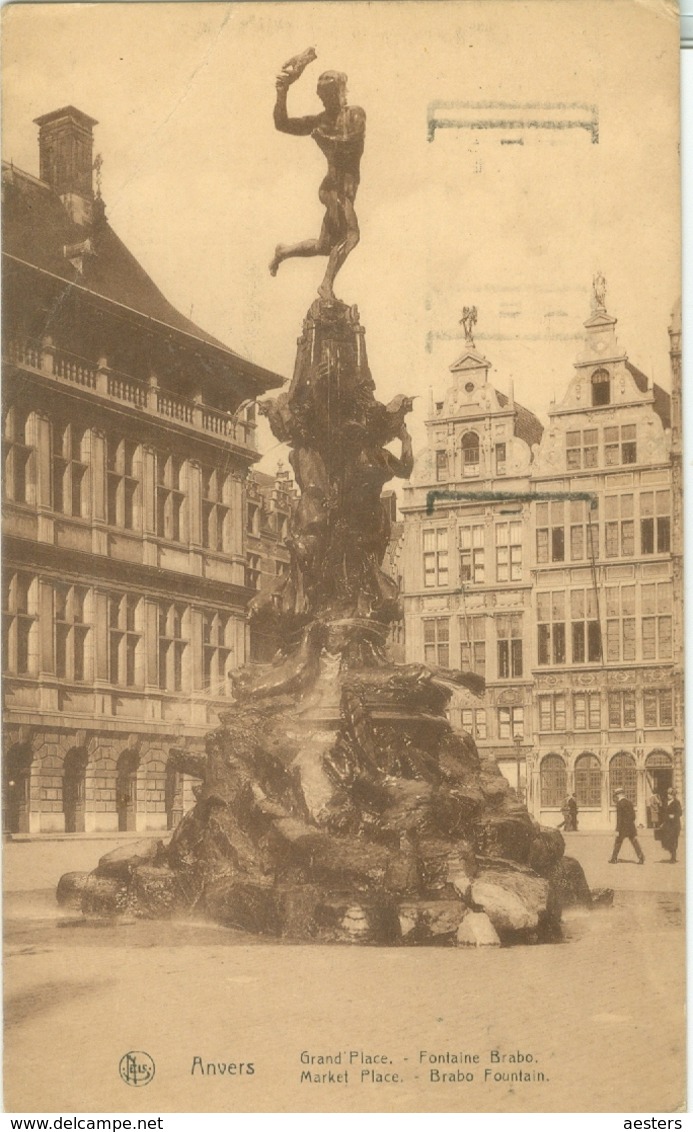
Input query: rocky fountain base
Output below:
<box><xmin>58</xmin><ymin>625</ymin><xmax>594</xmax><ymax>947</ymax></box>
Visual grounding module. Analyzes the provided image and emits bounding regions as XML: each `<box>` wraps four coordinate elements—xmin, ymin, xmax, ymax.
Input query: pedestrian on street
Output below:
<box><xmin>659</xmin><ymin>786</ymin><xmax>682</xmax><ymax>863</ymax></box>
<box><xmin>567</xmin><ymin>793</ymin><xmax>579</xmax><ymax>831</ymax></box>
<box><xmin>609</xmin><ymin>787</ymin><xmax>645</xmax><ymax>864</ymax></box>
<box><xmin>557</xmin><ymin>796</ymin><xmax>571</xmax><ymax>831</ymax></box>
<box><xmin>648</xmin><ymin>790</ymin><xmax>661</xmax><ymax>829</ymax></box>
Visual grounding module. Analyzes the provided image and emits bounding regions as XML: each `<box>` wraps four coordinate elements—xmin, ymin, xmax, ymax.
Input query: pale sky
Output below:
<box><xmin>2</xmin><ymin>1</ymin><xmax>681</xmax><ymax>469</ymax></box>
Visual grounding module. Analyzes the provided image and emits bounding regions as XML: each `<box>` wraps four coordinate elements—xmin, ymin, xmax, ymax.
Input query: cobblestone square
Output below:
<box><xmin>3</xmin><ymin>830</ymin><xmax>685</xmax><ymax>1114</ymax></box>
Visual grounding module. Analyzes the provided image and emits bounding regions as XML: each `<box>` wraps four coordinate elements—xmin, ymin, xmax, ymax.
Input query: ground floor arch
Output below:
<box><xmin>63</xmin><ymin>747</ymin><xmax>89</xmax><ymax>833</ymax></box>
<box><xmin>645</xmin><ymin>750</ymin><xmax>674</xmax><ymax>827</ymax></box>
<box><xmin>539</xmin><ymin>753</ymin><xmax>567</xmax><ymax>808</ymax></box>
<box><xmin>3</xmin><ymin>742</ymin><xmax>34</xmax><ymax>833</ymax></box>
<box><xmin>116</xmin><ymin>748</ymin><xmax>140</xmax><ymax>832</ymax></box>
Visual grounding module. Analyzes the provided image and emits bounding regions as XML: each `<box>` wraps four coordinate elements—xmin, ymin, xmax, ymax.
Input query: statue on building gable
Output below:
<box><xmin>460</xmin><ymin>305</ymin><xmax>478</xmax><ymax>345</ymax></box>
<box><xmin>593</xmin><ymin>271</ymin><xmax>607</xmax><ymax>310</ymax></box>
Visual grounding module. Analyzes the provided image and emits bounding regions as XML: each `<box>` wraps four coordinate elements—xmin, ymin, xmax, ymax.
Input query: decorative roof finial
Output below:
<box><xmin>93</xmin><ymin>152</ymin><xmax>103</xmax><ymax>198</ymax></box>
<box><xmin>593</xmin><ymin>270</ymin><xmax>606</xmax><ymax>311</ymax></box>
<box><xmin>460</xmin><ymin>305</ymin><xmax>478</xmax><ymax>345</ymax></box>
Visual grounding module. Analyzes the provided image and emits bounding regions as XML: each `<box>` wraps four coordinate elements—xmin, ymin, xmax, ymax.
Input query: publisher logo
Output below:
<box><xmin>119</xmin><ymin>1051</ymin><xmax>155</xmax><ymax>1087</ymax></box>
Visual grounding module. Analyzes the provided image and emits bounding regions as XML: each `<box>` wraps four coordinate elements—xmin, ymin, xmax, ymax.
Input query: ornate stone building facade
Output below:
<box><xmin>400</xmin><ymin>289</ymin><xmax>682</xmax><ymax>829</ymax></box>
<box><xmin>400</xmin><ymin>329</ymin><xmax>544</xmax><ymax>795</ymax></box>
<box><xmin>2</xmin><ymin>107</ymin><xmax>283</xmax><ymax>834</ymax></box>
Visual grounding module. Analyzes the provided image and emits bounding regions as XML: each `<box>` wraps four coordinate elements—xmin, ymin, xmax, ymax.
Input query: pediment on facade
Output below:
<box><xmin>583</xmin><ymin>310</ymin><xmax>617</xmax><ymax>331</ymax></box>
<box><xmin>449</xmin><ymin>349</ymin><xmax>491</xmax><ymax>373</ymax></box>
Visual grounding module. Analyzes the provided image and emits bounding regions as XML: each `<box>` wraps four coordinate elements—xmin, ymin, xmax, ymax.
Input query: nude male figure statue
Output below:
<box><xmin>269</xmin><ymin>49</ymin><xmax>365</xmax><ymax>301</ymax></box>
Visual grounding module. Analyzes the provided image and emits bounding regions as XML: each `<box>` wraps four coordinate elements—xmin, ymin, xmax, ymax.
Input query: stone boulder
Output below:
<box><xmin>471</xmin><ymin>867</ymin><xmax>550</xmax><ymax>935</ymax></box>
<box><xmin>528</xmin><ymin>826</ymin><xmax>565</xmax><ymax>877</ymax></box>
<box><xmin>56</xmin><ymin>871</ymin><xmax>89</xmax><ymax>909</ymax></box>
<box><xmin>476</xmin><ymin>814</ymin><xmax>535</xmax><ymax>864</ymax></box>
<box><xmin>81</xmin><ymin>873</ymin><xmax>130</xmax><ymax>917</ymax></box>
<box><xmin>96</xmin><ymin>838</ymin><xmax>164</xmax><ymax>879</ymax></box>
<box><xmin>456</xmin><ymin>910</ymin><xmax>501</xmax><ymax>948</ymax></box>
<box><xmin>548</xmin><ymin>855</ymin><xmax>592</xmax><ymax>908</ymax></box>
<box><xmin>398</xmin><ymin>899</ymin><xmax>466</xmax><ymax>944</ymax></box>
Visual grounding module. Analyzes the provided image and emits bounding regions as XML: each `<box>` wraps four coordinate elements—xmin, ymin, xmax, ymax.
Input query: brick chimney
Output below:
<box><xmin>34</xmin><ymin>106</ymin><xmax>98</xmax><ymax>226</ymax></box>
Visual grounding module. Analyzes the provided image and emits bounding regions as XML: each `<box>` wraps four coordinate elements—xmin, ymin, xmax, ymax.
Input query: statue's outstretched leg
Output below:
<box><xmin>270</xmin><ymin>213</ymin><xmax>332</xmax><ymax>277</ymax></box>
<box><xmin>270</xmin><ymin>239</ymin><xmax>322</xmax><ymax>276</ymax></box>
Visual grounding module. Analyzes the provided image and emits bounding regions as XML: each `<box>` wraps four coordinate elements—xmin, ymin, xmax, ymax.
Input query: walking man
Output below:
<box><xmin>609</xmin><ymin>787</ymin><xmax>645</xmax><ymax>864</ymax></box>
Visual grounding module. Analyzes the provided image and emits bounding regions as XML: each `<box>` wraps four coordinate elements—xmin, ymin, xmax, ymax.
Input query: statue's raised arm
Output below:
<box><xmin>270</xmin><ymin>50</ymin><xmax>366</xmax><ymax>301</ymax></box>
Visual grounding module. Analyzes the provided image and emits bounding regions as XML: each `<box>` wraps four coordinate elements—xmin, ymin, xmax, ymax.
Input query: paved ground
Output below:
<box><xmin>2</xmin><ymin>831</ymin><xmax>686</xmax><ymax>1114</ymax></box>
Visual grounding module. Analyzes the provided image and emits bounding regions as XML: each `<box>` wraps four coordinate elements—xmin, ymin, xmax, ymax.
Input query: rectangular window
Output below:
<box><xmin>495</xmin><ymin>520</ymin><xmax>522</xmax><ymax>582</ymax></box>
<box><xmin>201</xmin><ymin>466</ymin><xmax>230</xmax><ymax>552</ymax></box>
<box><xmin>107</xmin><ymin>437</ymin><xmax>140</xmax><ymax>530</ymax></box>
<box><xmin>573</xmin><ymin>692</ymin><xmax>601</xmax><ymax>731</ymax></box>
<box><xmin>640</xmin><ymin>490</ymin><xmax>671</xmax><ymax>555</ymax></box>
<box><xmin>536</xmin><ymin>501</ymin><xmax>565</xmax><ymax>563</ymax></box>
<box><xmin>461</xmin><ymin>708</ymin><xmax>487</xmax><ymax>739</ymax></box>
<box><xmin>108</xmin><ymin>593</ymin><xmax>141</xmax><ymax>687</ymax></box>
<box><xmin>496</xmin><ymin>613</ymin><xmax>523</xmax><ymax>677</ymax></box>
<box><xmin>643</xmin><ymin>688</ymin><xmax>673</xmax><ymax>728</ymax></box>
<box><xmin>537</xmin><ymin>694</ymin><xmax>566</xmax><ymax>732</ymax></box>
<box><xmin>604</xmin><ymin>494</ymin><xmax>635</xmax><ymax>559</ymax></box>
<box><xmin>156</xmin><ymin>453</ymin><xmax>186</xmax><ymax>542</ymax></box>
<box><xmin>158</xmin><ymin>602</ymin><xmax>187</xmax><ymax>692</ymax></box>
<box><xmin>3</xmin><ymin>405</ymin><xmax>33</xmax><ymax>505</ymax></box>
<box><xmin>498</xmin><ymin>705</ymin><xmax>524</xmax><ymax>740</ymax></box>
<box><xmin>608</xmin><ymin>689</ymin><xmax>636</xmax><ymax>729</ymax></box>
<box><xmin>54</xmin><ymin>583</ymin><xmax>90</xmax><ymax>682</ymax></box>
<box><xmin>495</xmin><ymin>443</ymin><xmax>507</xmax><ymax>476</ymax></box>
<box><xmin>2</xmin><ymin>571</ymin><xmax>37</xmax><ymax>675</ymax></box>
<box><xmin>53</xmin><ymin>423</ymin><xmax>88</xmax><ymax>518</ymax></box>
<box><xmin>423</xmin><ymin>617</ymin><xmax>450</xmax><ymax>667</ymax></box>
<box><xmin>459</xmin><ymin>524</ymin><xmax>485</xmax><ymax>583</ymax></box>
<box><xmin>641</xmin><ymin>581</ymin><xmax>673</xmax><ymax>660</ymax></box>
<box><xmin>569</xmin><ymin>498</ymin><xmax>599</xmax><ymax>561</ymax></box>
<box><xmin>423</xmin><ymin>527</ymin><xmax>449</xmax><ymax>588</ymax></box>
<box><xmin>537</xmin><ymin>590</ymin><xmax>566</xmax><ymax>665</ymax></box>
<box><xmin>605</xmin><ymin>424</ymin><xmax>637</xmax><ymax>466</ymax></box>
<box><xmin>605</xmin><ymin>584</ymin><xmax>636</xmax><ymax>662</ymax></box>
<box><xmin>566</xmin><ymin>428</ymin><xmax>598</xmax><ymax>471</ymax></box>
<box><xmin>246</xmin><ymin>553</ymin><xmax>261</xmax><ymax>590</ymax></box>
<box><xmin>570</xmin><ymin>588</ymin><xmax>601</xmax><ymax>663</ymax></box>
<box><xmin>459</xmin><ymin>615</ymin><xmax>486</xmax><ymax>677</ymax></box>
<box><xmin>435</xmin><ymin>450</ymin><xmax>449</xmax><ymax>482</ymax></box>
<box><xmin>202</xmin><ymin>610</ymin><xmax>232</xmax><ymax>694</ymax></box>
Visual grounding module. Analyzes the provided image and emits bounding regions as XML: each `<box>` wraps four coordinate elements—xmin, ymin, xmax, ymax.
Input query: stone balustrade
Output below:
<box><xmin>5</xmin><ymin>337</ymin><xmax>256</xmax><ymax>449</ymax></box>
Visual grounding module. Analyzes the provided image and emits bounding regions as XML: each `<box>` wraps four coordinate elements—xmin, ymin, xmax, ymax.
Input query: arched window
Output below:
<box><xmin>575</xmin><ymin>752</ymin><xmax>601</xmax><ymax>807</ymax></box>
<box><xmin>645</xmin><ymin>750</ymin><xmax>673</xmax><ymax>805</ymax></box>
<box><xmin>540</xmin><ymin>754</ymin><xmax>567</xmax><ymax>807</ymax></box>
<box><xmin>461</xmin><ymin>432</ymin><xmax>480</xmax><ymax>478</ymax></box>
<box><xmin>591</xmin><ymin>368</ymin><xmax>610</xmax><ymax>406</ymax></box>
<box><xmin>645</xmin><ymin>750</ymin><xmax>673</xmax><ymax>770</ymax></box>
<box><xmin>609</xmin><ymin>751</ymin><xmax>637</xmax><ymax>805</ymax></box>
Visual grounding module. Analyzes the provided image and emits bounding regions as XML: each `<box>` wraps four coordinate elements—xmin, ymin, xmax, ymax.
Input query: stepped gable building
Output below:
<box><xmin>399</xmin><ymin>319</ymin><xmax>544</xmax><ymax>794</ymax></box>
<box><xmin>529</xmin><ymin>285</ymin><xmax>680</xmax><ymax>829</ymax></box>
<box><xmin>400</xmin><ymin>286</ymin><xmax>682</xmax><ymax>829</ymax></box>
<box><xmin>2</xmin><ymin>106</ymin><xmax>284</xmax><ymax>834</ymax></box>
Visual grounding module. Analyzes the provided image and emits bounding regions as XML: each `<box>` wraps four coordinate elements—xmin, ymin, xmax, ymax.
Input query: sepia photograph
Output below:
<box><xmin>1</xmin><ymin>0</ymin><xmax>684</xmax><ymax>1115</ymax></box>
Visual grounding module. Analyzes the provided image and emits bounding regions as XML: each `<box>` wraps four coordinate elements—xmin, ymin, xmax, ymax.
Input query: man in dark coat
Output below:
<box><xmin>659</xmin><ymin>786</ymin><xmax>682</xmax><ymax>863</ymax></box>
<box><xmin>609</xmin><ymin>787</ymin><xmax>645</xmax><ymax>864</ymax></box>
